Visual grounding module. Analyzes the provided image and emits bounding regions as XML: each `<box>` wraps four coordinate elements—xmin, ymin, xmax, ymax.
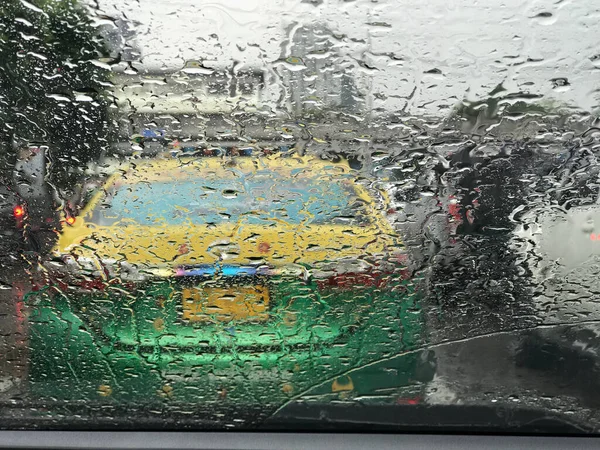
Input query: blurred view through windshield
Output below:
<box><xmin>2</xmin><ymin>0</ymin><xmax>600</xmax><ymax>433</ymax></box>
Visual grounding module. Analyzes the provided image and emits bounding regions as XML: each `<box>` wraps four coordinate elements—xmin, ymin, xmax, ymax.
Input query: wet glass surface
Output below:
<box><xmin>1</xmin><ymin>0</ymin><xmax>600</xmax><ymax>434</ymax></box>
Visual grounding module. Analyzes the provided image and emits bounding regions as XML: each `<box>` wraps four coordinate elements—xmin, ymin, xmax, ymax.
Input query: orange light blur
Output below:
<box><xmin>66</xmin><ymin>216</ymin><xmax>76</xmax><ymax>225</ymax></box>
<box><xmin>13</xmin><ymin>205</ymin><xmax>24</xmax><ymax>218</ymax></box>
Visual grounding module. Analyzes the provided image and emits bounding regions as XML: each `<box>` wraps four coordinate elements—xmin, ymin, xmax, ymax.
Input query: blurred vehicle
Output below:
<box><xmin>511</xmin><ymin>146</ymin><xmax>600</xmax><ymax>366</ymax></box>
<box><xmin>13</xmin><ymin>145</ymin><xmax>60</xmax><ymax>253</ymax></box>
<box><xmin>0</xmin><ymin>179</ymin><xmax>29</xmax><ymax>253</ymax></box>
<box><xmin>27</xmin><ymin>154</ymin><xmax>430</xmax><ymax>410</ymax></box>
<box><xmin>377</xmin><ymin>136</ymin><xmax>600</xmax><ymax>339</ymax></box>
<box><xmin>514</xmin><ymin>204</ymin><xmax>600</xmax><ymax>319</ymax></box>
<box><xmin>372</xmin><ymin>140</ymin><xmax>579</xmax><ymax>336</ymax></box>
<box><xmin>131</xmin><ymin>129</ymin><xmax>168</xmax><ymax>147</ymax></box>
<box><xmin>142</xmin><ymin>129</ymin><xmax>167</xmax><ymax>140</ymax></box>
<box><xmin>170</xmin><ymin>145</ymin><xmax>273</xmax><ymax>158</ymax></box>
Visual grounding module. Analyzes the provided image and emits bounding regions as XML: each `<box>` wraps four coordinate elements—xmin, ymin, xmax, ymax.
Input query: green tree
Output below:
<box><xmin>0</xmin><ymin>0</ymin><xmax>113</xmax><ymax>196</ymax></box>
<box><xmin>450</xmin><ymin>82</ymin><xmax>576</xmax><ymax>127</ymax></box>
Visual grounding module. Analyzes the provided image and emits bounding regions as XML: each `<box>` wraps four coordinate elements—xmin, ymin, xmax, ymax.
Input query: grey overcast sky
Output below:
<box><xmin>93</xmin><ymin>0</ymin><xmax>600</xmax><ymax>116</ymax></box>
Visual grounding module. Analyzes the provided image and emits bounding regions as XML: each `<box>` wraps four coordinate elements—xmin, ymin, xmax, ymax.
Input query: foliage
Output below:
<box><xmin>0</xmin><ymin>0</ymin><xmax>113</xmax><ymax>193</ymax></box>
<box><xmin>452</xmin><ymin>83</ymin><xmax>568</xmax><ymax>123</ymax></box>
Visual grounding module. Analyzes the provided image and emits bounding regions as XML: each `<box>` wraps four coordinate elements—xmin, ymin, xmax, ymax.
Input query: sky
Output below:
<box><xmin>92</xmin><ymin>0</ymin><xmax>600</xmax><ymax>116</ymax></box>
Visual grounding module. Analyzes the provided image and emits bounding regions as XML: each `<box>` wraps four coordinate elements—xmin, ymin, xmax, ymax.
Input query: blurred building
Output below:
<box><xmin>112</xmin><ymin>69</ymin><xmax>265</xmax><ymax>116</ymax></box>
<box><xmin>277</xmin><ymin>24</ymin><xmax>369</xmax><ymax>118</ymax></box>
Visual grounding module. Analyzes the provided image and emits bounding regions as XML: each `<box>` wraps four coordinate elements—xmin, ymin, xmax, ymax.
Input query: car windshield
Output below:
<box><xmin>91</xmin><ymin>173</ymin><xmax>371</xmax><ymax>226</ymax></box>
<box><xmin>2</xmin><ymin>0</ymin><xmax>600</xmax><ymax>438</ymax></box>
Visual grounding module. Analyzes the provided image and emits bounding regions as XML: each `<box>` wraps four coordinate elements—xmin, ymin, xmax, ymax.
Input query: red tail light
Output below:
<box><xmin>13</xmin><ymin>205</ymin><xmax>25</xmax><ymax>218</ymax></box>
<box><xmin>316</xmin><ymin>272</ymin><xmax>388</xmax><ymax>290</ymax></box>
<box><xmin>396</xmin><ymin>396</ymin><xmax>422</xmax><ymax>405</ymax></box>
<box><xmin>314</xmin><ymin>252</ymin><xmax>412</xmax><ymax>290</ymax></box>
